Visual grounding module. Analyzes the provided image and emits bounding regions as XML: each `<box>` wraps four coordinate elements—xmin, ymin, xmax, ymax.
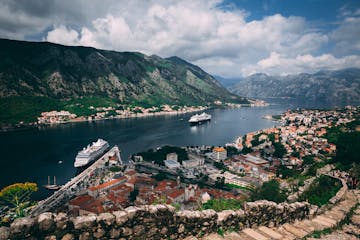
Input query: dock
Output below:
<box><xmin>30</xmin><ymin>146</ymin><xmax>122</xmax><ymax>216</ymax></box>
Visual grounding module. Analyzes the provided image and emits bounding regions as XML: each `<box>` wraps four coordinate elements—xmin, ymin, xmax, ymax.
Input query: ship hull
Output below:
<box><xmin>189</xmin><ymin>118</ymin><xmax>211</xmax><ymax>125</ymax></box>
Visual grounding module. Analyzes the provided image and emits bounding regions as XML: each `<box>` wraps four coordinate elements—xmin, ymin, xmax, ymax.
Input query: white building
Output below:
<box><xmin>164</xmin><ymin>159</ymin><xmax>181</xmax><ymax>169</ymax></box>
<box><xmin>166</xmin><ymin>152</ymin><xmax>178</xmax><ymax>162</ymax></box>
<box><xmin>212</xmin><ymin>147</ymin><xmax>227</xmax><ymax>161</ymax></box>
<box><xmin>182</xmin><ymin>158</ymin><xmax>204</xmax><ymax>168</ymax></box>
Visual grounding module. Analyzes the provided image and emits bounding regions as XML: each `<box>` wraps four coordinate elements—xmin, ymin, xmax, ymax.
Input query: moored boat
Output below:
<box><xmin>74</xmin><ymin>139</ymin><xmax>109</xmax><ymax>168</ymax></box>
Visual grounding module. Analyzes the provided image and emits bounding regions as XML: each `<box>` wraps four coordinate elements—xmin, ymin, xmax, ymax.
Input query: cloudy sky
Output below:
<box><xmin>1</xmin><ymin>0</ymin><xmax>360</xmax><ymax>77</ymax></box>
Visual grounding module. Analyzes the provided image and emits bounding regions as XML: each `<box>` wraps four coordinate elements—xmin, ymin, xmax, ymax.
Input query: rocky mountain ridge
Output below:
<box><xmin>229</xmin><ymin>68</ymin><xmax>360</xmax><ymax>106</ymax></box>
<box><xmin>0</xmin><ymin>39</ymin><xmax>245</xmax><ymax>106</ymax></box>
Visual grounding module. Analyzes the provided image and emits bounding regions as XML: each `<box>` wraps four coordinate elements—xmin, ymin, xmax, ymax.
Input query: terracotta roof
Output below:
<box><xmin>213</xmin><ymin>147</ymin><xmax>226</xmax><ymax>152</ymax></box>
<box><xmin>167</xmin><ymin>188</ymin><xmax>185</xmax><ymax>199</ymax></box>
<box><xmin>88</xmin><ymin>177</ymin><xmax>127</xmax><ymax>191</ymax></box>
<box><xmin>69</xmin><ymin>194</ymin><xmax>94</xmax><ymax>206</ymax></box>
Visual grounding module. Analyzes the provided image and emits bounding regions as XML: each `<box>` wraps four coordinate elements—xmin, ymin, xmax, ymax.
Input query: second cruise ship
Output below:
<box><xmin>188</xmin><ymin>112</ymin><xmax>211</xmax><ymax>124</ymax></box>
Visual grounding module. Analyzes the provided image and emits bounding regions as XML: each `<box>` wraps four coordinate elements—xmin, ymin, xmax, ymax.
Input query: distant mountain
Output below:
<box><xmin>214</xmin><ymin>75</ymin><xmax>242</xmax><ymax>88</ymax></box>
<box><xmin>229</xmin><ymin>69</ymin><xmax>360</xmax><ymax>106</ymax></box>
<box><xmin>0</xmin><ymin>39</ymin><xmax>246</xmax><ymax>106</ymax></box>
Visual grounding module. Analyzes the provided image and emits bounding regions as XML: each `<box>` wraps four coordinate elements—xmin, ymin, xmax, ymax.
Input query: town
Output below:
<box><xmin>23</xmin><ymin>105</ymin><xmax>358</xmax><ymax>218</ymax></box>
<box><xmin>35</xmin><ymin>100</ymin><xmax>268</xmax><ymax>126</ymax></box>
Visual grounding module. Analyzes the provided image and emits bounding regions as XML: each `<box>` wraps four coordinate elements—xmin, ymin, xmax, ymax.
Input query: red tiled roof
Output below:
<box><xmin>167</xmin><ymin>188</ymin><xmax>185</xmax><ymax>199</ymax></box>
<box><xmin>89</xmin><ymin>177</ymin><xmax>127</xmax><ymax>191</ymax></box>
<box><xmin>69</xmin><ymin>194</ymin><xmax>94</xmax><ymax>206</ymax></box>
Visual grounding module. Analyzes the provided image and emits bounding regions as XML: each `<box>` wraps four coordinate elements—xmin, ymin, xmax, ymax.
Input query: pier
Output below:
<box><xmin>30</xmin><ymin>146</ymin><xmax>122</xmax><ymax>216</ymax></box>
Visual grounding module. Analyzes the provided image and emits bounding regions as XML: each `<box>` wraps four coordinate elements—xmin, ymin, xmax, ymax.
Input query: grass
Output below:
<box><xmin>225</xmin><ymin>183</ymin><xmax>254</xmax><ymax>191</ymax></box>
<box><xmin>201</xmin><ymin>198</ymin><xmax>243</xmax><ymax>212</ymax></box>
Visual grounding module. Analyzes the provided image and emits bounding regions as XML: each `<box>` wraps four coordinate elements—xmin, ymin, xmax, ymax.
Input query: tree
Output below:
<box><xmin>225</xmin><ymin>146</ymin><xmax>239</xmax><ymax>157</ymax></box>
<box><xmin>129</xmin><ymin>188</ymin><xmax>139</xmax><ymax>202</ymax></box>
<box><xmin>273</xmin><ymin>142</ymin><xmax>286</xmax><ymax>158</ymax></box>
<box><xmin>335</xmin><ymin>132</ymin><xmax>360</xmax><ymax>166</ymax></box>
<box><xmin>251</xmin><ymin>179</ymin><xmax>286</xmax><ymax>203</ymax></box>
<box><xmin>0</xmin><ymin>182</ymin><xmax>38</xmax><ymax>217</ymax></box>
<box><xmin>241</xmin><ymin>146</ymin><xmax>253</xmax><ymax>154</ymax></box>
<box><xmin>215</xmin><ymin>177</ymin><xmax>225</xmax><ymax>188</ymax></box>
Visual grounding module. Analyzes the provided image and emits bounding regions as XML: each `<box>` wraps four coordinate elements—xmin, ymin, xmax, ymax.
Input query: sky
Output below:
<box><xmin>0</xmin><ymin>0</ymin><xmax>360</xmax><ymax>78</ymax></box>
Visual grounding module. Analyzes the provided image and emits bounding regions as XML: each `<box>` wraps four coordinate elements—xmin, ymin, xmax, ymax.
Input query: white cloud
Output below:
<box><xmin>240</xmin><ymin>52</ymin><xmax>360</xmax><ymax>76</ymax></box>
<box><xmin>1</xmin><ymin>0</ymin><xmax>358</xmax><ymax>77</ymax></box>
<box><xmin>331</xmin><ymin>16</ymin><xmax>360</xmax><ymax>55</ymax></box>
<box><xmin>46</xmin><ymin>25</ymin><xmax>79</xmax><ymax>46</ymax></box>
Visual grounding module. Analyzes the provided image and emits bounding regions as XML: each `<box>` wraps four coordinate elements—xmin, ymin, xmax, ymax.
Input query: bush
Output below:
<box><xmin>251</xmin><ymin>179</ymin><xmax>287</xmax><ymax>203</ymax></box>
<box><xmin>298</xmin><ymin>175</ymin><xmax>341</xmax><ymax>206</ymax></box>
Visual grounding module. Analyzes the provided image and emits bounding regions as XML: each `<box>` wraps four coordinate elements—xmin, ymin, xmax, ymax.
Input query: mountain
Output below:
<box><xmin>229</xmin><ymin>69</ymin><xmax>360</xmax><ymax>106</ymax></box>
<box><xmin>0</xmin><ymin>39</ymin><xmax>245</xmax><ymax>104</ymax></box>
<box><xmin>0</xmin><ymin>39</ymin><xmax>248</xmax><ymax>124</ymax></box>
<box><xmin>214</xmin><ymin>75</ymin><xmax>242</xmax><ymax>88</ymax></box>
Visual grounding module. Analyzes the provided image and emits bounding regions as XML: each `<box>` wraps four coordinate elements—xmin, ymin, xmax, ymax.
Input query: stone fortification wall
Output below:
<box><xmin>1</xmin><ymin>200</ymin><xmax>314</xmax><ymax>240</ymax></box>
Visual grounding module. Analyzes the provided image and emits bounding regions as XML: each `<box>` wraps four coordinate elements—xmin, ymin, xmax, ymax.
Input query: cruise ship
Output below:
<box><xmin>74</xmin><ymin>139</ymin><xmax>110</xmax><ymax>168</ymax></box>
<box><xmin>188</xmin><ymin>112</ymin><xmax>211</xmax><ymax>124</ymax></box>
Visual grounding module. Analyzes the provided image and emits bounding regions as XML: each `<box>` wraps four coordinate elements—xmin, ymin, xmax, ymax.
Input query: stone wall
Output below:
<box><xmin>1</xmin><ymin>201</ymin><xmax>314</xmax><ymax>240</ymax></box>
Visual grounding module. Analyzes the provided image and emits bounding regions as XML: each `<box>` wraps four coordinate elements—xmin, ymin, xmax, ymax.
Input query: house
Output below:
<box><xmin>212</xmin><ymin>147</ymin><xmax>227</xmax><ymax>161</ymax></box>
<box><xmin>167</xmin><ymin>189</ymin><xmax>185</xmax><ymax>203</ymax></box>
<box><xmin>164</xmin><ymin>159</ymin><xmax>181</xmax><ymax>169</ymax></box>
<box><xmin>88</xmin><ymin>176</ymin><xmax>127</xmax><ymax>197</ymax></box>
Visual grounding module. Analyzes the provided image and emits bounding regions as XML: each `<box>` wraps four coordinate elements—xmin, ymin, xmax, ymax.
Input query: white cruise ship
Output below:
<box><xmin>74</xmin><ymin>139</ymin><xmax>110</xmax><ymax>168</ymax></box>
<box><xmin>188</xmin><ymin>112</ymin><xmax>211</xmax><ymax>124</ymax></box>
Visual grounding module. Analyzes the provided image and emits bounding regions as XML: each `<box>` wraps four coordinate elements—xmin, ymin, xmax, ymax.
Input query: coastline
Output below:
<box><xmin>0</xmin><ymin>100</ymin><xmax>270</xmax><ymax>132</ymax></box>
<box><xmin>0</xmin><ymin>106</ymin><xmax>209</xmax><ymax>132</ymax></box>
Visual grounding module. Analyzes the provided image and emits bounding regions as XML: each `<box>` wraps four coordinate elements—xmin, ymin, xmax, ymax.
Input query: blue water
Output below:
<box><xmin>0</xmin><ymin>103</ymin><xmax>291</xmax><ymax>198</ymax></box>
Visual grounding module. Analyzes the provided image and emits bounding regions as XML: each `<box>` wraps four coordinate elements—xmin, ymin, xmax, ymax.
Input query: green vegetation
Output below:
<box><xmin>225</xmin><ymin>183</ymin><xmax>253</xmax><ymax>191</ymax></box>
<box><xmin>62</xmin><ymin>96</ymin><xmax>120</xmax><ymax>117</ymax></box>
<box><xmin>334</xmin><ymin>131</ymin><xmax>360</xmax><ymax>167</ymax></box>
<box><xmin>273</xmin><ymin>142</ymin><xmax>287</xmax><ymax>158</ymax></box>
<box><xmin>128</xmin><ymin>188</ymin><xmax>139</xmax><ymax>202</ymax></box>
<box><xmin>0</xmin><ymin>96</ymin><xmax>121</xmax><ymax>125</ymax></box>
<box><xmin>213</xmin><ymin>161</ymin><xmax>228</xmax><ymax>171</ymax></box>
<box><xmin>0</xmin><ymin>96</ymin><xmax>61</xmax><ymax>124</ymax></box>
<box><xmin>298</xmin><ymin>175</ymin><xmax>341</xmax><ymax>206</ymax></box>
<box><xmin>136</xmin><ymin>146</ymin><xmax>188</xmax><ymax>165</ymax></box>
<box><xmin>251</xmin><ymin>179</ymin><xmax>287</xmax><ymax>203</ymax></box>
<box><xmin>202</xmin><ymin>198</ymin><xmax>243</xmax><ymax>212</ymax></box>
<box><xmin>277</xmin><ymin>165</ymin><xmax>301</xmax><ymax>179</ymax></box>
<box><xmin>225</xmin><ymin>146</ymin><xmax>239</xmax><ymax>157</ymax></box>
<box><xmin>0</xmin><ymin>182</ymin><xmax>38</xmax><ymax>217</ymax></box>
<box><xmin>215</xmin><ymin>176</ymin><xmax>225</xmax><ymax>188</ymax></box>
<box><xmin>241</xmin><ymin>146</ymin><xmax>253</xmax><ymax>154</ymax></box>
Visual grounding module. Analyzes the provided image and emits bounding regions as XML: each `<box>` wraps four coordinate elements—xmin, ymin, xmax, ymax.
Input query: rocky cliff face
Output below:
<box><xmin>229</xmin><ymin>69</ymin><xmax>360</xmax><ymax>106</ymax></box>
<box><xmin>0</xmin><ymin>39</ymin><xmax>245</xmax><ymax>105</ymax></box>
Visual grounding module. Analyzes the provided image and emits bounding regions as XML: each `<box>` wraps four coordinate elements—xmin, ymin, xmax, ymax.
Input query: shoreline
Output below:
<box><xmin>0</xmin><ymin>101</ymin><xmax>270</xmax><ymax>133</ymax></box>
<box><xmin>0</xmin><ymin>107</ymin><xmax>210</xmax><ymax>133</ymax></box>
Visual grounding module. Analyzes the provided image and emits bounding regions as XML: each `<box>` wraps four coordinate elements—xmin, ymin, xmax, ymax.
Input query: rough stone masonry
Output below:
<box><xmin>0</xmin><ymin>200</ymin><xmax>314</xmax><ymax>240</ymax></box>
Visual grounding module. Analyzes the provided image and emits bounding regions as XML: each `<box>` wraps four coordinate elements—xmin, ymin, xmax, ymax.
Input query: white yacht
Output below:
<box><xmin>188</xmin><ymin>112</ymin><xmax>211</xmax><ymax>124</ymax></box>
<box><xmin>74</xmin><ymin>139</ymin><xmax>109</xmax><ymax>168</ymax></box>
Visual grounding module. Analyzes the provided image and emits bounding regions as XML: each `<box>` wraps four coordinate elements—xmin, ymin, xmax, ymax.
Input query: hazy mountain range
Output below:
<box><xmin>227</xmin><ymin>68</ymin><xmax>360</xmax><ymax>106</ymax></box>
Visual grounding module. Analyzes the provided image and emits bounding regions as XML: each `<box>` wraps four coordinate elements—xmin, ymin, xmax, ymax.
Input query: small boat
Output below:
<box><xmin>43</xmin><ymin>176</ymin><xmax>61</xmax><ymax>190</ymax></box>
<box><xmin>58</xmin><ymin>160</ymin><xmax>63</xmax><ymax>164</ymax></box>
